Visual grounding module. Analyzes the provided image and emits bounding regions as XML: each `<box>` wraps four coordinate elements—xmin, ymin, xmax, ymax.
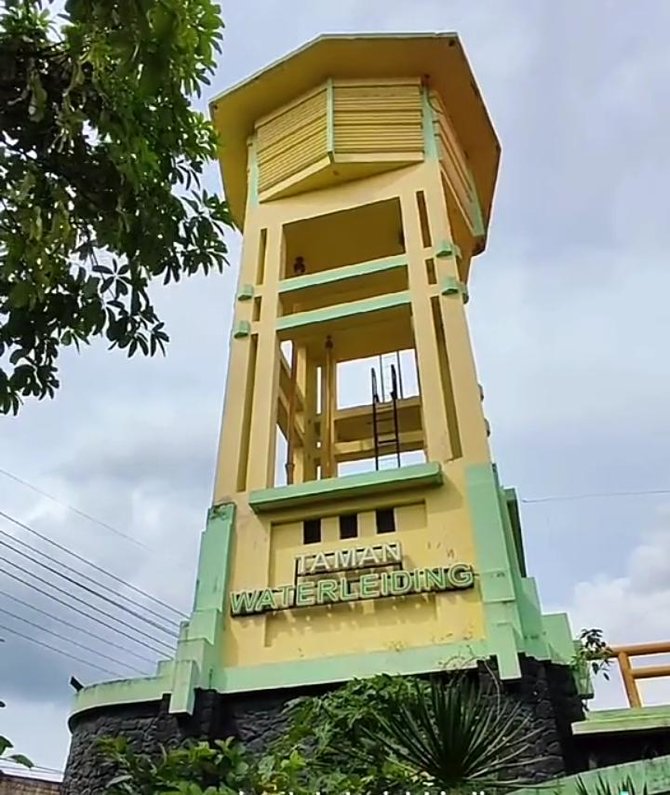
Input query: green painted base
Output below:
<box><xmin>512</xmin><ymin>754</ymin><xmax>670</xmax><ymax>795</ymax></box>
<box><xmin>573</xmin><ymin>705</ymin><xmax>670</xmax><ymax>736</ymax></box>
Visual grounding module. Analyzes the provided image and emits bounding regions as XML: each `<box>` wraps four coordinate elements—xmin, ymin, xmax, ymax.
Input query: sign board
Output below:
<box><xmin>229</xmin><ymin>541</ymin><xmax>475</xmax><ymax>617</ymax></box>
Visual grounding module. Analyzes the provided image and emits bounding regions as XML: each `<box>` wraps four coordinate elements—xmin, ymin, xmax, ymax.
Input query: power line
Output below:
<box><xmin>521</xmin><ymin>488</ymin><xmax>670</xmax><ymax>504</ymax></box>
<box><xmin>1</xmin><ymin>569</ymin><xmax>169</xmax><ymax>657</ymax></box>
<box><xmin>1</xmin><ymin>560</ymin><xmax>175</xmax><ymax>655</ymax></box>
<box><xmin>0</xmin><ymin>588</ymin><xmax>156</xmax><ymax>666</ymax></box>
<box><xmin>0</xmin><ymin>507</ymin><xmax>187</xmax><ymax>619</ymax></box>
<box><xmin>0</xmin><ymin>532</ymin><xmax>179</xmax><ymax>636</ymax></box>
<box><xmin>0</xmin><ymin>622</ymin><xmax>125</xmax><ymax>679</ymax></box>
<box><xmin>0</xmin><ymin>606</ymin><xmax>148</xmax><ymax>676</ymax></box>
<box><xmin>0</xmin><ymin>465</ymin><xmax>153</xmax><ymax>552</ymax></box>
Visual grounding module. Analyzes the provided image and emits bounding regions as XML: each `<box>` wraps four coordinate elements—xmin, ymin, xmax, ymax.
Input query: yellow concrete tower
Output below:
<box><xmin>196</xmin><ymin>32</ymin><xmax>576</xmax><ymax>695</ymax></box>
<box><xmin>67</xmin><ymin>33</ymin><xmax>577</xmax><ymax>733</ymax></box>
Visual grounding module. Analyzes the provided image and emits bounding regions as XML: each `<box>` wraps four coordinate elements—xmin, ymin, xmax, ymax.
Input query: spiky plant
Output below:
<box><xmin>355</xmin><ymin>672</ymin><xmax>547</xmax><ymax>793</ymax></box>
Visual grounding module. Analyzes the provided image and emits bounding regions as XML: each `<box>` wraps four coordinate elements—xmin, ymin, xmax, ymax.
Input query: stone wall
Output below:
<box><xmin>63</xmin><ymin>657</ymin><xmax>586</xmax><ymax>793</ymax></box>
<box><xmin>0</xmin><ymin>774</ymin><xmax>61</xmax><ymax>794</ymax></box>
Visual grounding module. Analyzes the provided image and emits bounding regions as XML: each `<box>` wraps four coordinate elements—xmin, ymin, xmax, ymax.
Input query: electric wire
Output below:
<box><xmin>0</xmin><ymin>531</ymin><xmax>179</xmax><ymax>636</ymax></box>
<box><xmin>0</xmin><ymin>588</ymin><xmax>156</xmax><ymax>666</ymax></box>
<box><xmin>0</xmin><ymin>606</ymin><xmax>148</xmax><ymax>675</ymax></box>
<box><xmin>1</xmin><ymin>569</ymin><xmax>168</xmax><ymax>657</ymax></box>
<box><xmin>0</xmin><ymin>466</ymin><xmax>153</xmax><ymax>552</ymax></box>
<box><xmin>0</xmin><ymin>622</ymin><xmax>124</xmax><ymax>678</ymax></box>
<box><xmin>521</xmin><ymin>488</ymin><xmax>670</xmax><ymax>504</ymax></box>
<box><xmin>0</xmin><ymin>507</ymin><xmax>186</xmax><ymax>619</ymax></box>
<box><xmin>1</xmin><ymin>561</ymin><xmax>175</xmax><ymax>654</ymax></box>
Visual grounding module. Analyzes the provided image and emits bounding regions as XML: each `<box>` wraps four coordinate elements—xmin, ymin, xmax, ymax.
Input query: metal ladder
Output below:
<box><xmin>371</xmin><ymin>363</ymin><xmax>401</xmax><ymax>470</ymax></box>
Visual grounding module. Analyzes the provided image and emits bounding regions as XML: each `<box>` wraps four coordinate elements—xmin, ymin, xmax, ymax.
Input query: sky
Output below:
<box><xmin>2</xmin><ymin>0</ymin><xmax>670</xmax><ymax>779</ymax></box>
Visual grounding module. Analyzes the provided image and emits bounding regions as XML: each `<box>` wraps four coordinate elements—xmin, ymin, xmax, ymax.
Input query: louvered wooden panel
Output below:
<box><xmin>333</xmin><ymin>80</ymin><xmax>423</xmax><ymax>156</ymax></box>
<box><xmin>431</xmin><ymin>93</ymin><xmax>477</xmax><ymax>231</ymax></box>
<box><xmin>256</xmin><ymin>88</ymin><xmax>328</xmax><ymax>193</ymax></box>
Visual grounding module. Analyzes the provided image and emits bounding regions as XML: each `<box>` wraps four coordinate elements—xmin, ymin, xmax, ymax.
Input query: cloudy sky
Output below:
<box><xmin>3</xmin><ymin>0</ymin><xmax>670</xmax><ymax>778</ymax></box>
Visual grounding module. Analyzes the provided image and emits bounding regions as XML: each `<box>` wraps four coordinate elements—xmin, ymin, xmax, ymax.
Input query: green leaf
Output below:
<box><xmin>8</xmin><ymin>753</ymin><xmax>34</xmax><ymax>768</ymax></box>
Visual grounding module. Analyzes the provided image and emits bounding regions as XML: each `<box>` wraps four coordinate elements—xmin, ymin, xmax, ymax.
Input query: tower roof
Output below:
<box><xmin>210</xmin><ymin>33</ymin><xmax>500</xmax><ymax>230</ymax></box>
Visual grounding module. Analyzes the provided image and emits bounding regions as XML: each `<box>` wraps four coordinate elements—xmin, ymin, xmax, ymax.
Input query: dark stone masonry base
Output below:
<box><xmin>63</xmin><ymin>656</ymin><xmax>587</xmax><ymax>794</ymax></box>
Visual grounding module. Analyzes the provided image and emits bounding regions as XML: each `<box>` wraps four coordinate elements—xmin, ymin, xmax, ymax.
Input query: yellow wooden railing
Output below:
<box><xmin>609</xmin><ymin>642</ymin><xmax>670</xmax><ymax>708</ymax></box>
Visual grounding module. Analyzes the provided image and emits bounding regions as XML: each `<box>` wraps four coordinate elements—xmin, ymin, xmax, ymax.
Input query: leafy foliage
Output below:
<box><xmin>100</xmin><ymin>736</ymin><xmax>310</xmax><ymax>795</ymax></box>
<box><xmin>101</xmin><ymin>673</ymin><xmax>545</xmax><ymax>794</ymax></box>
<box><xmin>0</xmin><ymin>0</ymin><xmax>231</xmax><ymax>413</ymax></box>
<box><xmin>0</xmin><ymin>698</ymin><xmax>34</xmax><ymax>775</ymax></box>
<box><xmin>276</xmin><ymin>672</ymin><xmax>544</xmax><ymax>793</ymax></box>
<box><xmin>574</xmin><ymin>628</ymin><xmax>613</xmax><ymax>681</ymax></box>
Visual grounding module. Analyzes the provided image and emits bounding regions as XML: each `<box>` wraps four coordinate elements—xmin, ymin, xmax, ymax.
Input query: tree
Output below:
<box><xmin>0</xmin><ymin>0</ymin><xmax>231</xmax><ymax>414</ymax></box>
<box><xmin>0</xmin><ymin>698</ymin><xmax>33</xmax><ymax>775</ymax></box>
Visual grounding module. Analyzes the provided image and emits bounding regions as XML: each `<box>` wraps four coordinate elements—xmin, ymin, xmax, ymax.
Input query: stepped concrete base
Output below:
<box><xmin>63</xmin><ymin>656</ymin><xmax>585</xmax><ymax>794</ymax></box>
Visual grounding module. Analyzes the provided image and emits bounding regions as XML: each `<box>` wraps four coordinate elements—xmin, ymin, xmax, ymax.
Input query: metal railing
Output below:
<box><xmin>609</xmin><ymin>642</ymin><xmax>670</xmax><ymax>708</ymax></box>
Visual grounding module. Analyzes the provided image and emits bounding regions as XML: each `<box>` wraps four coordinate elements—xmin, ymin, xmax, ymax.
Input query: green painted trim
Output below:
<box><xmin>440</xmin><ymin>276</ymin><xmax>468</xmax><ymax>304</ymax></box>
<box><xmin>441</xmin><ymin>276</ymin><xmax>460</xmax><ymax>295</ymax></box>
<box><xmin>192</xmin><ymin>504</ymin><xmax>236</xmax><ymax>611</ymax></box>
<box><xmin>465</xmin><ymin>464</ymin><xmax>523</xmax><ymax>679</ymax></box>
<box><xmin>572</xmin><ymin>705</ymin><xmax>670</xmax><ymax>735</ymax></box>
<box><xmin>435</xmin><ymin>241</ymin><xmax>462</xmax><ymax>259</ymax></box>
<box><xmin>421</xmin><ymin>87</ymin><xmax>438</xmax><ymax>160</ymax></box>
<box><xmin>169</xmin><ymin>660</ymin><xmax>198</xmax><ymax>714</ymax></box>
<box><xmin>237</xmin><ymin>284</ymin><xmax>254</xmax><ymax>301</ymax></box>
<box><xmin>572</xmin><ymin>639</ymin><xmax>594</xmax><ymax>700</ymax></box>
<box><xmin>542</xmin><ymin>612</ymin><xmax>576</xmax><ymax>665</ymax></box>
<box><xmin>215</xmin><ymin>639</ymin><xmax>488</xmax><ymax>693</ymax></box>
<box><xmin>517</xmin><ymin>578</ymin><xmax>549</xmax><ymax>661</ymax></box>
<box><xmin>512</xmin><ymin>754</ymin><xmax>670</xmax><ymax>795</ymax></box>
<box><xmin>233</xmin><ymin>320</ymin><xmax>251</xmax><ymax>338</ymax></box>
<box><xmin>278</xmin><ymin>255</ymin><xmax>408</xmax><ymax>294</ymax></box>
<box><xmin>504</xmin><ymin>488</ymin><xmax>526</xmax><ymax>577</ymax></box>
<box><xmin>70</xmin><ymin>675</ymin><xmax>169</xmax><ymax>718</ymax></box>
<box><xmin>249</xmin><ymin>461</ymin><xmax>443</xmax><ymax>513</ymax></box>
<box><xmin>277</xmin><ymin>291</ymin><xmax>410</xmax><ymax>333</ymax></box>
<box><xmin>169</xmin><ymin>503</ymin><xmax>236</xmax><ymax>714</ymax></box>
<box><xmin>326</xmin><ymin>78</ymin><xmax>334</xmax><ymax>154</ymax></box>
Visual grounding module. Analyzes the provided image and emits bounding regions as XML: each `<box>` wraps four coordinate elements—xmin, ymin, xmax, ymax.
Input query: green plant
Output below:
<box><xmin>0</xmin><ymin>699</ymin><xmax>33</xmax><ymax>774</ymax></box>
<box><xmin>276</xmin><ymin>672</ymin><xmax>545</xmax><ymax>793</ymax></box>
<box><xmin>574</xmin><ymin>628</ymin><xmax>613</xmax><ymax>681</ymax></box>
<box><xmin>575</xmin><ymin>773</ymin><xmax>648</xmax><ymax>795</ymax></box>
<box><xmin>0</xmin><ymin>0</ymin><xmax>231</xmax><ymax>414</ymax></box>
<box><xmin>100</xmin><ymin>736</ymin><xmax>311</xmax><ymax>795</ymax></box>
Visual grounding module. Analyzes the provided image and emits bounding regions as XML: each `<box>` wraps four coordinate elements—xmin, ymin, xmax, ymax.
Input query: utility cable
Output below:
<box><xmin>1</xmin><ymin>569</ymin><xmax>169</xmax><ymax>657</ymax></box>
<box><xmin>521</xmin><ymin>488</ymin><xmax>670</xmax><ymax>504</ymax></box>
<box><xmin>0</xmin><ymin>588</ymin><xmax>156</xmax><ymax>666</ymax></box>
<box><xmin>0</xmin><ymin>466</ymin><xmax>153</xmax><ymax>552</ymax></box>
<box><xmin>1</xmin><ymin>561</ymin><xmax>175</xmax><ymax>654</ymax></box>
<box><xmin>0</xmin><ymin>507</ymin><xmax>187</xmax><ymax>619</ymax></box>
<box><xmin>0</xmin><ymin>622</ymin><xmax>124</xmax><ymax>679</ymax></box>
<box><xmin>0</xmin><ymin>531</ymin><xmax>179</xmax><ymax>635</ymax></box>
<box><xmin>0</xmin><ymin>606</ymin><xmax>148</xmax><ymax>676</ymax></box>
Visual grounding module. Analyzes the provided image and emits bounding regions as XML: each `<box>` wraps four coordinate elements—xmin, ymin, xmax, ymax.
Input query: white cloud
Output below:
<box><xmin>560</xmin><ymin>510</ymin><xmax>670</xmax><ymax>709</ymax></box>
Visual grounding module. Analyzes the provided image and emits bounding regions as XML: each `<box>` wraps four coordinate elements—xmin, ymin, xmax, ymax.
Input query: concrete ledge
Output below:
<box><xmin>69</xmin><ymin>674</ymin><xmax>170</xmax><ymax>721</ymax></box>
<box><xmin>249</xmin><ymin>461</ymin><xmax>443</xmax><ymax>513</ymax></box>
<box><xmin>215</xmin><ymin>638</ymin><xmax>487</xmax><ymax>692</ymax></box>
<box><xmin>572</xmin><ymin>705</ymin><xmax>670</xmax><ymax>735</ymax></box>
